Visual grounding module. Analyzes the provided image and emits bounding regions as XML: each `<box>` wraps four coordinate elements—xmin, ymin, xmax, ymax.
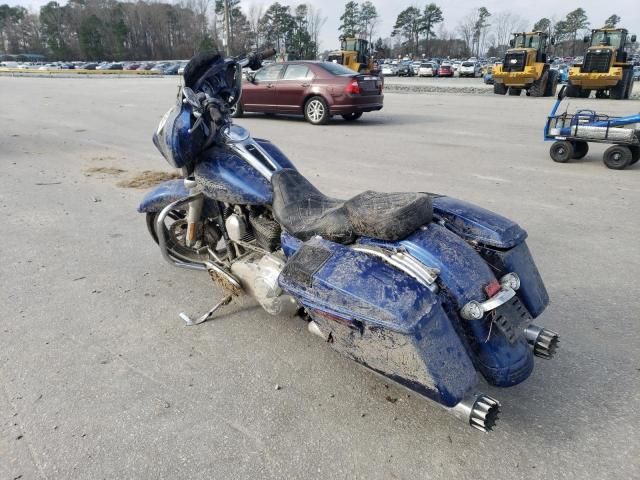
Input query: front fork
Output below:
<box><xmin>184</xmin><ymin>177</ymin><xmax>203</xmax><ymax>247</ymax></box>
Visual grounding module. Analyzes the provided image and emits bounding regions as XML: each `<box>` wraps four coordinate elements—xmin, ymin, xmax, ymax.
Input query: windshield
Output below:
<box><xmin>420</xmin><ymin>63</ymin><xmax>432</xmax><ymax>67</ymax></box>
<box><xmin>319</xmin><ymin>62</ymin><xmax>357</xmax><ymax>75</ymax></box>
<box><xmin>514</xmin><ymin>34</ymin><xmax>541</xmax><ymax>49</ymax></box>
<box><xmin>340</xmin><ymin>38</ymin><xmax>367</xmax><ymax>54</ymax></box>
<box><xmin>590</xmin><ymin>30</ymin><xmax>624</xmax><ymax>48</ymax></box>
<box><xmin>462</xmin><ymin>62</ymin><xmax>474</xmax><ymax>67</ymax></box>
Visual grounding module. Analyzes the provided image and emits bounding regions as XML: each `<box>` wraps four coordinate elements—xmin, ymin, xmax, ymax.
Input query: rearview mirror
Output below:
<box><xmin>583</xmin><ymin>35</ymin><xmax>590</xmax><ymax>43</ymax></box>
<box><xmin>631</xmin><ymin>35</ymin><xmax>637</xmax><ymax>43</ymax></box>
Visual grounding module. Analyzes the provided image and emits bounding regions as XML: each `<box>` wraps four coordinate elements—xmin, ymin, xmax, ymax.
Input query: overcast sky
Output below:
<box><xmin>7</xmin><ymin>0</ymin><xmax>640</xmax><ymax>51</ymax></box>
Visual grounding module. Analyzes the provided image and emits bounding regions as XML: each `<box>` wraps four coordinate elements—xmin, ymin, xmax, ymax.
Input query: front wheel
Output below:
<box><xmin>550</xmin><ymin>140</ymin><xmax>574</xmax><ymax>163</ymax></box>
<box><xmin>342</xmin><ymin>112</ymin><xmax>363</xmax><ymax>121</ymax></box>
<box><xmin>494</xmin><ymin>83</ymin><xmax>507</xmax><ymax>95</ymax></box>
<box><xmin>304</xmin><ymin>96</ymin><xmax>330</xmax><ymax>125</ymax></box>
<box><xmin>146</xmin><ymin>210</ymin><xmax>221</xmax><ymax>263</ymax></box>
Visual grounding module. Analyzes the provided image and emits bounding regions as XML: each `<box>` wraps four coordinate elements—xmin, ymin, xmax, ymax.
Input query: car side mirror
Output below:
<box><xmin>631</xmin><ymin>35</ymin><xmax>637</xmax><ymax>43</ymax></box>
<box><xmin>583</xmin><ymin>35</ymin><xmax>590</xmax><ymax>43</ymax></box>
<box><xmin>509</xmin><ymin>39</ymin><xmax>515</xmax><ymax>47</ymax></box>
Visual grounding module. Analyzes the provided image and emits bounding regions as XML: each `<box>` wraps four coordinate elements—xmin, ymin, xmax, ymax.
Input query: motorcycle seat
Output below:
<box><xmin>271</xmin><ymin>169</ymin><xmax>432</xmax><ymax>244</ymax></box>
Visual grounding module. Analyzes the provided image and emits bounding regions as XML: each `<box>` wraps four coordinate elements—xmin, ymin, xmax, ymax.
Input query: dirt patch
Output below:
<box><xmin>116</xmin><ymin>170</ymin><xmax>181</xmax><ymax>189</ymax></box>
<box><xmin>84</xmin><ymin>166</ymin><xmax>127</xmax><ymax>176</ymax></box>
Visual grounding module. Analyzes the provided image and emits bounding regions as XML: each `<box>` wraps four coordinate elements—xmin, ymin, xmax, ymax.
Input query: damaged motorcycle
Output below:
<box><xmin>138</xmin><ymin>49</ymin><xmax>559</xmax><ymax>432</ymax></box>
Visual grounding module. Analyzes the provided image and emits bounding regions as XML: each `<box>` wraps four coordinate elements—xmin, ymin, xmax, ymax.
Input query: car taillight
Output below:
<box><xmin>345</xmin><ymin>79</ymin><xmax>360</xmax><ymax>95</ymax></box>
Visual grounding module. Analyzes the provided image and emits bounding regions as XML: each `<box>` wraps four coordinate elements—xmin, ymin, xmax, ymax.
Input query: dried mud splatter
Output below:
<box><xmin>84</xmin><ymin>166</ymin><xmax>127</xmax><ymax>176</ymax></box>
<box><xmin>116</xmin><ymin>170</ymin><xmax>181</xmax><ymax>189</ymax></box>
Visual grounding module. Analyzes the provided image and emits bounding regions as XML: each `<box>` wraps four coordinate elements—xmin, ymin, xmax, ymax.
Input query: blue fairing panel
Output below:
<box><xmin>254</xmin><ymin>138</ymin><xmax>297</xmax><ymax>170</ymax></box>
<box><xmin>278</xmin><ymin>236</ymin><xmax>477</xmax><ymax>407</ymax></box>
<box><xmin>137</xmin><ymin>179</ymin><xmax>189</xmax><ymax>213</ymax></box>
<box><xmin>432</xmin><ymin>196</ymin><xmax>527</xmax><ymax>249</ymax></box>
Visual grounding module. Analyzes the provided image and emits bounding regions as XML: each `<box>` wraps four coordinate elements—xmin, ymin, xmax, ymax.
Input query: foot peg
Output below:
<box><xmin>524</xmin><ymin>324</ymin><xmax>559</xmax><ymax>359</ymax></box>
<box><xmin>180</xmin><ymin>295</ymin><xmax>232</xmax><ymax>326</ymax></box>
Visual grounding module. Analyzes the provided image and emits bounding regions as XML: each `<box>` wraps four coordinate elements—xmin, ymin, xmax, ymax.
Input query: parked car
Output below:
<box><xmin>634</xmin><ymin>66</ymin><xmax>640</xmax><ymax>81</ymax></box>
<box><xmin>233</xmin><ymin>61</ymin><xmax>383</xmax><ymax>125</ymax></box>
<box><xmin>438</xmin><ymin>64</ymin><xmax>454</xmax><ymax>77</ymax></box>
<box><xmin>125</xmin><ymin>63</ymin><xmax>141</xmax><ymax>70</ymax></box>
<box><xmin>459</xmin><ymin>61</ymin><xmax>480</xmax><ymax>78</ymax></box>
<box><xmin>160</xmin><ymin>63</ymin><xmax>180</xmax><ymax>75</ymax></box>
<box><xmin>418</xmin><ymin>62</ymin><xmax>436</xmax><ymax>77</ymax></box>
<box><xmin>381</xmin><ymin>64</ymin><xmax>397</xmax><ymax>76</ymax></box>
<box><xmin>396</xmin><ymin>62</ymin><xmax>414</xmax><ymax>77</ymax></box>
<box><xmin>411</xmin><ymin>61</ymin><xmax>421</xmax><ymax>74</ymax></box>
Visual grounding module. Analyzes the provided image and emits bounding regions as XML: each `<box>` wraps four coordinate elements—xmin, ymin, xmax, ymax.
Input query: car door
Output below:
<box><xmin>241</xmin><ymin>64</ymin><xmax>284</xmax><ymax>113</ymax></box>
<box><xmin>276</xmin><ymin>64</ymin><xmax>314</xmax><ymax>113</ymax></box>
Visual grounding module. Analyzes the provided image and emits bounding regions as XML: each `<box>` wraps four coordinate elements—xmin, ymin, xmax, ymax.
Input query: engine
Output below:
<box><xmin>230</xmin><ymin>253</ymin><xmax>299</xmax><ymax>316</ymax></box>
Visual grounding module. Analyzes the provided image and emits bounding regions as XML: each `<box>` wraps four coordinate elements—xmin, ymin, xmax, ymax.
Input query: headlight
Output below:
<box><xmin>500</xmin><ymin>273</ymin><xmax>520</xmax><ymax>291</ymax></box>
<box><xmin>460</xmin><ymin>301</ymin><xmax>484</xmax><ymax>320</ymax></box>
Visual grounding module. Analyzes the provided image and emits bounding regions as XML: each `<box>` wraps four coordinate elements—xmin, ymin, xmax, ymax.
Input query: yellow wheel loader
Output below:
<box><xmin>492</xmin><ymin>32</ymin><xmax>558</xmax><ymax>97</ymax></box>
<box><xmin>327</xmin><ymin>35</ymin><xmax>377</xmax><ymax>74</ymax></box>
<box><xmin>567</xmin><ymin>28</ymin><xmax>636</xmax><ymax>100</ymax></box>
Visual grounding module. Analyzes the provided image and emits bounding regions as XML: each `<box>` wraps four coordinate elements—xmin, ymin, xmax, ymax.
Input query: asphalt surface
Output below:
<box><xmin>1</xmin><ymin>76</ymin><xmax>639</xmax><ymax>479</ymax></box>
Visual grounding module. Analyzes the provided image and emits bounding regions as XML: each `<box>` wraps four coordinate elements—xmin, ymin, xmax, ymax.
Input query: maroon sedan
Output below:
<box><xmin>438</xmin><ymin>64</ymin><xmax>454</xmax><ymax>77</ymax></box>
<box><xmin>232</xmin><ymin>61</ymin><xmax>383</xmax><ymax>125</ymax></box>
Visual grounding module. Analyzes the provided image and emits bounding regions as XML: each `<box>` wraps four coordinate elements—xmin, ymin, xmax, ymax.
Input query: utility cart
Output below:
<box><xmin>544</xmin><ymin>86</ymin><xmax>640</xmax><ymax>169</ymax></box>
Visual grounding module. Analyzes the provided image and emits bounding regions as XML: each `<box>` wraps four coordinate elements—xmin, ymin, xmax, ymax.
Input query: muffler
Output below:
<box><xmin>524</xmin><ymin>324</ymin><xmax>559</xmax><ymax>359</ymax></box>
<box><xmin>449</xmin><ymin>393</ymin><xmax>501</xmax><ymax>433</ymax></box>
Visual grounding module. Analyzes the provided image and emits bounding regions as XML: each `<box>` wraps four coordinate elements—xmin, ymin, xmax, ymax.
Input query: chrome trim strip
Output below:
<box><xmin>226</xmin><ymin>136</ymin><xmax>279</xmax><ymax>181</ymax></box>
<box><xmin>352</xmin><ymin>245</ymin><xmax>439</xmax><ymax>292</ymax></box>
<box><xmin>480</xmin><ymin>287</ymin><xmax>516</xmax><ymax>313</ymax></box>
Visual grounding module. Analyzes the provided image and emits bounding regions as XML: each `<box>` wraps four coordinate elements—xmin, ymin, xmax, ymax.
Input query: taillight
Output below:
<box><xmin>345</xmin><ymin>79</ymin><xmax>360</xmax><ymax>95</ymax></box>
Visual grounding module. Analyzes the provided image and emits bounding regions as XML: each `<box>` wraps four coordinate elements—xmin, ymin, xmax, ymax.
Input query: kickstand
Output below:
<box><xmin>179</xmin><ymin>295</ymin><xmax>232</xmax><ymax>326</ymax></box>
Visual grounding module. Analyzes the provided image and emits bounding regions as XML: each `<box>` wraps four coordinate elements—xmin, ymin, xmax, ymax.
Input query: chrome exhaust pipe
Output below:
<box><xmin>449</xmin><ymin>393</ymin><xmax>501</xmax><ymax>433</ymax></box>
<box><xmin>524</xmin><ymin>324</ymin><xmax>559</xmax><ymax>359</ymax></box>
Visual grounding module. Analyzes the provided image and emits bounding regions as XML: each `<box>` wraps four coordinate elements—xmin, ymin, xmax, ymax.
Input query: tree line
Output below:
<box><xmin>337</xmin><ymin>2</ymin><xmax>632</xmax><ymax>60</ymax></box>
<box><xmin>0</xmin><ymin>0</ymin><xmax>326</xmax><ymax>61</ymax></box>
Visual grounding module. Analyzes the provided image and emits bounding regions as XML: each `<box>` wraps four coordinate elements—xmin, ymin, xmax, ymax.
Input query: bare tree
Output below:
<box><xmin>307</xmin><ymin>4</ymin><xmax>326</xmax><ymax>53</ymax></box>
<box><xmin>493</xmin><ymin>11</ymin><xmax>527</xmax><ymax>50</ymax></box>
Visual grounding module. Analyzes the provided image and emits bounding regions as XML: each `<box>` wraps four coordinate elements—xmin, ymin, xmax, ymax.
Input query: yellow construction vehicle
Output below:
<box><xmin>492</xmin><ymin>31</ymin><xmax>557</xmax><ymax>97</ymax></box>
<box><xmin>567</xmin><ymin>28</ymin><xmax>637</xmax><ymax>99</ymax></box>
<box><xmin>326</xmin><ymin>35</ymin><xmax>377</xmax><ymax>74</ymax></box>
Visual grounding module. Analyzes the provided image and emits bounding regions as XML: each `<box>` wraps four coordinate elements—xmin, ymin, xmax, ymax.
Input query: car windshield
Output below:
<box><xmin>420</xmin><ymin>63</ymin><xmax>431</xmax><ymax>67</ymax></box>
<box><xmin>591</xmin><ymin>30</ymin><xmax>624</xmax><ymax>48</ymax></box>
<box><xmin>319</xmin><ymin>62</ymin><xmax>357</xmax><ymax>75</ymax></box>
<box><xmin>462</xmin><ymin>62</ymin><xmax>474</xmax><ymax>67</ymax></box>
<box><xmin>514</xmin><ymin>34</ymin><xmax>541</xmax><ymax>49</ymax></box>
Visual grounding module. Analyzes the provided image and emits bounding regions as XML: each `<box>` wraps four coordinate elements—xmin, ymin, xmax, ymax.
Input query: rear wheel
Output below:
<box><xmin>610</xmin><ymin>73</ymin><xmax>628</xmax><ymax>100</ymax></box>
<box><xmin>630</xmin><ymin>146</ymin><xmax>640</xmax><ymax>165</ymax></box>
<box><xmin>550</xmin><ymin>140</ymin><xmax>574</xmax><ymax>163</ymax></box>
<box><xmin>229</xmin><ymin>102</ymin><xmax>243</xmax><ymax>118</ymax></box>
<box><xmin>565</xmin><ymin>82</ymin><xmax>582</xmax><ymax>98</ymax></box>
<box><xmin>544</xmin><ymin>70</ymin><xmax>559</xmax><ymax>97</ymax></box>
<box><xmin>494</xmin><ymin>83</ymin><xmax>507</xmax><ymax>95</ymax></box>
<box><xmin>508</xmin><ymin>87</ymin><xmax>522</xmax><ymax>96</ymax></box>
<box><xmin>579</xmin><ymin>89</ymin><xmax>591</xmax><ymax>98</ymax></box>
<box><xmin>572</xmin><ymin>141</ymin><xmax>589</xmax><ymax>159</ymax></box>
<box><xmin>304</xmin><ymin>96</ymin><xmax>330</xmax><ymax>125</ymax></box>
<box><xmin>603</xmin><ymin>145</ymin><xmax>632</xmax><ymax>169</ymax></box>
<box><xmin>529</xmin><ymin>71</ymin><xmax>548</xmax><ymax>97</ymax></box>
<box><xmin>342</xmin><ymin>112</ymin><xmax>363</xmax><ymax>121</ymax></box>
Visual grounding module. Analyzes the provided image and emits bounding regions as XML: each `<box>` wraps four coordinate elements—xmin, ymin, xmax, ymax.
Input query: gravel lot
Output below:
<box><xmin>1</xmin><ymin>76</ymin><xmax>639</xmax><ymax>480</ymax></box>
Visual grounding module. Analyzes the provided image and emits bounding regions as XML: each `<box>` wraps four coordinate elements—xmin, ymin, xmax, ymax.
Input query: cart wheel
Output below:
<box><xmin>603</xmin><ymin>145</ymin><xmax>632</xmax><ymax>170</ymax></box>
<box><xmin>630</xmin><ymin>146</ymin><xmax>640</xmax><ymax>165</ymax></box>
<box><xmin>550</xmin><ymin>141</ymin><xmax>574</xmax><ymax>163</ymax></box>
<box><xmin>572</xmin><ymin>141</ymin><xmax>589</xmax><ymax>159</ymax></box>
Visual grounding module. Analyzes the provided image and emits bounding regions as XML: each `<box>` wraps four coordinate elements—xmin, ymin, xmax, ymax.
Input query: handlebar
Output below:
<box><xmin>239</xmin><ymin>48</ymin><xmax>277</xmax><ymax>70</ymax></box>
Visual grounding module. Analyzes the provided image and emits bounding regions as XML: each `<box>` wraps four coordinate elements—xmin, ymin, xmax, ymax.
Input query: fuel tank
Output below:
<box><xmin>194</xmin><ymin>138</ymin><xmax>296</xmax><ymax>205</ymax></box>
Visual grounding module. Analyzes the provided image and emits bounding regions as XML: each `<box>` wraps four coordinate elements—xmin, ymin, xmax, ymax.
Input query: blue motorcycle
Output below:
<box><xmin>139</xmin><ymin>50</ymin><xmax>559</xmax><ymax>432</ymax></box>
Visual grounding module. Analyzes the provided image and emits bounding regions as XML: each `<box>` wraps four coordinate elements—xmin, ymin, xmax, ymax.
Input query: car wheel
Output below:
<box><xmin>342</xmin><ymin>112</ymin><xmax>363</xmax><ymax>121</ymax></box>
<box><xmin>304</xmin><ymin>96</ymin><xmax>329</xmax><ymax>125</ymax></box>
<box><xmin>229</xmin><ymin>102</ymin><xmax>243</xmax><ymax>118</ymax></box>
